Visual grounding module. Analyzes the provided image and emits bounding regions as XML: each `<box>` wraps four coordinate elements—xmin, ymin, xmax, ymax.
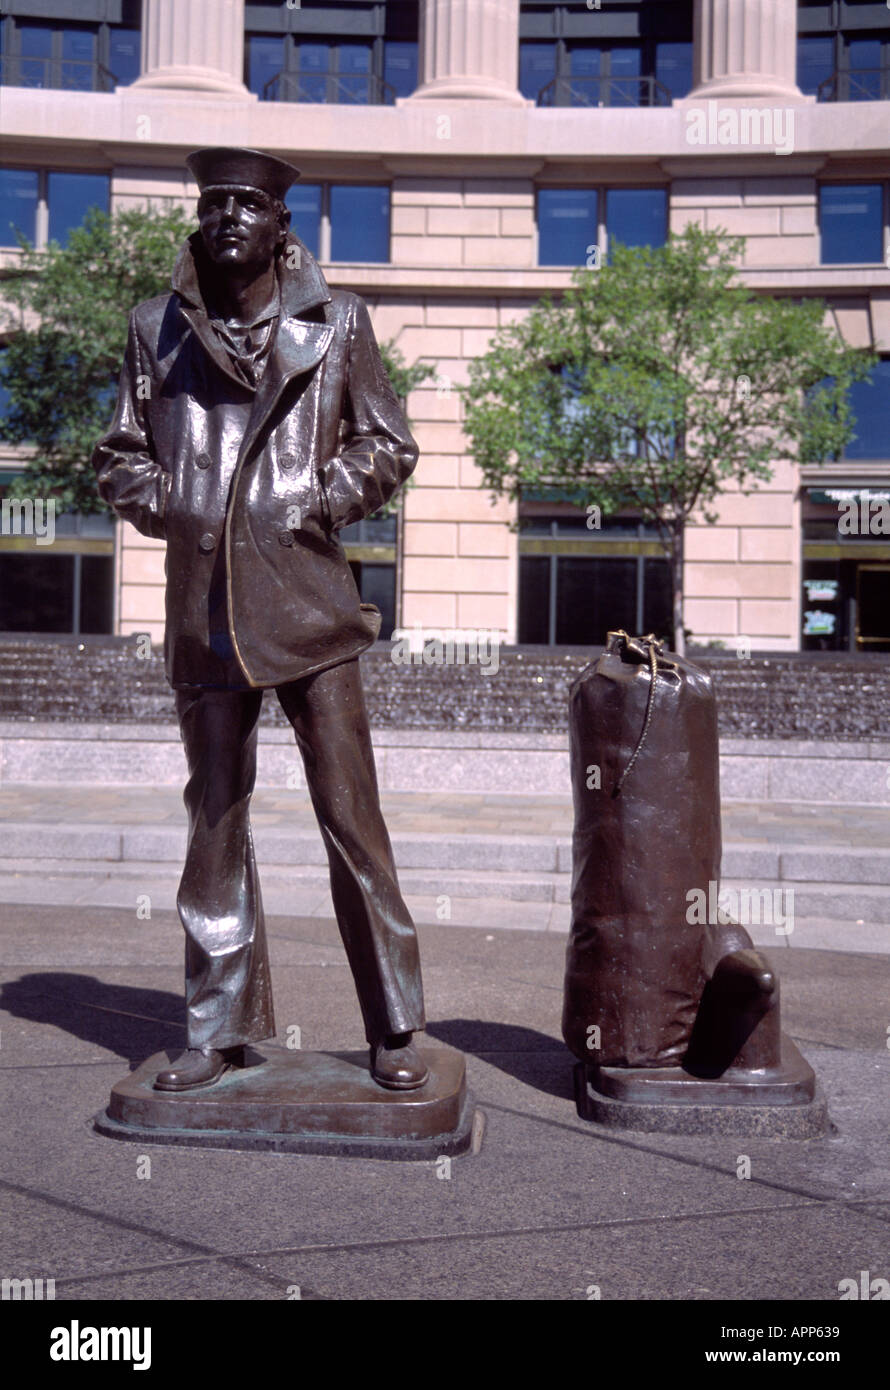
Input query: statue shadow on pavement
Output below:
<box><xmin>425</xmin><ymin>1019</ymin><xmax>574</xmax><ymax>1102</ymax></box>
<box><xmin>0</xmin><ymin>973</ymin><xmax>185</xmax><ymax>1068</ymax></box>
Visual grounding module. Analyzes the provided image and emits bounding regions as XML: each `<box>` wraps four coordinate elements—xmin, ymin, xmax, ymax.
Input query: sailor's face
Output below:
<box><xmin>198</xmin><ymin>187</ymin><xmax>285</xmax><ymax>271</ymax></box>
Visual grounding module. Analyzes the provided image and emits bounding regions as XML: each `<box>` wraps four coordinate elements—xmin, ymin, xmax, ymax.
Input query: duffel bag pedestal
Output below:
<box><xmin>563</xmin><ymin>631</ymin><xmax>827</xmax><ymax>1138</ymax></box>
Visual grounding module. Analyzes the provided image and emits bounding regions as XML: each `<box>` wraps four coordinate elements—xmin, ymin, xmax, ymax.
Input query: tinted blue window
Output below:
<box><xmin>655</xmin><ymin>42</ymin><xmax>693</xmax><ymax>99</ymax></box>
<box><xmin>108</xmin><ymin>27</ymin><xmax>141</xmax><ymax>88</ymax></box>
<box><xmin>247</xmin><ymin>35</ymin><xmax>284</xmax><ymax>97</ymax></box>
<box><xmin>519</xmin><ymin>42</ymin><xmax>557</xmax><ymax>100</ymax></box>
<box><xmin>847</xmin><ymin>38</ymin><xmax>883</xmax><ymax>100</ymax></box>
<box><xmin>844</xmin><ymin>359</ymin><xmax>890</xmax><ymax>460</ymax></box>
<box><xmin>337</xmin><ymin>42</ymin><xmax>372</xmax><ymax>103</ymax></box>
<box><xmin>18</xmin><ymin>24</ymin><xmax>51</xmax><ymax>58</ymax></box>
<box><xmin>565</xmin><ymin>45</ymin><xmax>601</xmax><ymax>105</ymax></box>
<box><xmin>20</xmin><ymin>23</ymin><xmax>52</xmax><ymax>56</ymax></box>
<box><xmin>569</xmin><ymin>47</ymin><xmax>602</xmax><ymax>77</ymax></box>
<box><xmin>606</xmin><ymin>188</ymin><xmax>667</xmax><ymax>251</ymax></box>
<box><xmin>299</xmin><ymin>42</ymin><xmax>329</xmax><ymax>73</ymax></box>
<box><xmin>285</xmin><ymin>183</ymin><xmax>322</xmax><ymax>258</ymax></box>
<box><xmin>330</xmin><ymin>185</ymin><xmax>389</xmax><ymax>262</ymax></box>
<box><xmin>611</xmin><ymin>47</ymin><xmax>640</xmax><ymax>76</ymax></box>
<box><xmin>538</xmin><ymin>188</ymin><xmax>597</xmax><ymax>266</ymax></box>
<box><xmin>18</xmin><ymin>22</ymin><xmax>52</xmax><ymax>87</ymax></box>
<box><xmin>61</xmin><ymin>27</ymin><xmax>95</xmax><ymax>91</ymax></box>
<box><xmin>338</xmin><ymin>45</ymin><xmax>370</xmax><ymax>73</ymax></box>
<box><xmin>797</xmin><ymin>36</ymin><xmax>834</xmax><ymax>96</ymax></box>
<box><xmin>819</xmin><ymin>184</ymin><xmax>883</xmax><ymax>264</ymax></box>
<box><xmin>297</xmin><ymin>41</ymin><xmax>330</xmax><ymax>102</ymax></box>
<box><xmin>47</xmin><ymin>172</ymin><xmax>108</xmax><ymax>246</ymax></box>
<box><xmin>0</xmin><ymin>168</ymin><xmax>39</xmax><ymax>246</ymax></box>
<box><xmin>608</xmin><ymin>46</ymin><xmax>641</xmax><ymax>106</ymax></box>
<box><xmin>384</xmin><ymin>41</ymin><xmax>417</xmax><ymax>98</ymax></box>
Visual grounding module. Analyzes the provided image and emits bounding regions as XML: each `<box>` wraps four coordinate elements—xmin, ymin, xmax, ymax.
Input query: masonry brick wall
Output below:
<box><xmin>98</xmin><ymin>168</ymin><xmax>886</xmax><ymax>652</ymax></box>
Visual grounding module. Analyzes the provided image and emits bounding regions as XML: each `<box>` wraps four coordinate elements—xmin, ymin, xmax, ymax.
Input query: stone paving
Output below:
<box><xmin>1</xmin><ymin>903</ymin><xmax>888</xmax><ymax>1304</ymax></box>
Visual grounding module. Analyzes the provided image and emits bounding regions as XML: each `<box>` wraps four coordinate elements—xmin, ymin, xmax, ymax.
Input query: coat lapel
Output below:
<box><xmin>178</xmin><ymin>304</ymin><xmax>249</xmax><ymax>391</ymax></box>
<box><xmin>240</xmin><ymin>316</ymin><xmax>334</xmax><ymax>462</ymax></box>
<box><xmin>170</xmin><ymin>231</ymin><xmax>335</xmax><ymax>459</ymax></box>
<box><xmin>239</xmin><ymin>232</ymin><xmax>335</xmax><ymax>459</ymax></box>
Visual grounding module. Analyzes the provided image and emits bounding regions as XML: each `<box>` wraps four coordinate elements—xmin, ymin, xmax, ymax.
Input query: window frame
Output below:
<box><xmin>0</xmin><ymin>166</ymin><xmax>110</xmax><ymax>250</ymax></box>
<box><xmin>797</xmin><ymin>0</ymin><xmax>890</xmax><ymax>101</ymax></box>
<box><xmin>0</xmin><ymin>8</ymin><xmax>141</xmax><ymax>92</ymax></box>
<box><xmin>287</xmin><ymin>181</ymin><xmax>391</xmax><ymax>264</ymax></box>
<box><xmin>518</xmin><ymin>0</ymin><xmax>693</xmax><ymax>106</ymax></box>
<box><xmin>840</xmin><ymin>356</ymin><xmax>890</xmax><ymax>461</ymax></box>
<box><xmin>0</xmin><ymin>478</ymin><xmax>115</xmax><ymax>637</ymax></box>
<box><xmin>244</xmin><ymin>0</ymin><xmax>418</xmax><ymax>104</ymax></box>
<box><xmin>536</xmin><ymin>183</ymin><xmax>669</xmax><ymax>268</ymax></box>
<box><xmin>817</xmin><ymin>179</ymin><xmax>889</xmax><ymax>267</ymax></box>
<box><xmin>517</xmin><ymin>511</ymin><xmax>672</xmax><ymax>647</ymax></box>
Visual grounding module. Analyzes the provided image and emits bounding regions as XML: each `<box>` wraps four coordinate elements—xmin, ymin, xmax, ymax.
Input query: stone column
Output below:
<box><xmin>689</xmin><ymin>0</ymin><xmax>803</xmax><ymax>101</ymax></box>
<box><xmin>409</xmin><ymin>0</ymin><xmax>525</xmax><ymax>103</ymax></box>
<box><xmin>133</xmin><ymin>0</ymin><xmax>247</xmax><ymax>94</ymax></box>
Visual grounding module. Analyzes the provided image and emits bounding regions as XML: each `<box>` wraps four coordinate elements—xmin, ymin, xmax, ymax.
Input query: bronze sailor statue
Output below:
<box><xmin>94</xmin><ymin>147</ymin><xmax>427</xmax><ymax>1095</ymax></box>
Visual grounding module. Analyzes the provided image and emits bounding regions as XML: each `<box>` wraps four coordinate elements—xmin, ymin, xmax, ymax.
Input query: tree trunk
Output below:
<box><xmin>670</xmin><ymin>524</ymin><xmax>685</xmax><ymax>657</ymax></box>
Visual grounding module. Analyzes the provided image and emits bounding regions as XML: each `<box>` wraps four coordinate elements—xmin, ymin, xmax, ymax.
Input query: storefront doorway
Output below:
<box><xmin>801</xmin><ymin>486</ymin><xmax>890</xmax><ymax>651</ymax></box>
<box><xmin>857</xmin><ymin>564</ymin><xmax>890</xmax><ymax>652</ymax></box>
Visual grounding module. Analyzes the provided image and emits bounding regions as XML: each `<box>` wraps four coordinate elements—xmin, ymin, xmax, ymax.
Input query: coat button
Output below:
<box><xmin>279</xmin><ymin>453</ymin><xmax>296</xmax><ymax>470</ymax></box>
<box><xmin>198</xmin><ymin>532</ymin><xmax>216</xmax><ymax>553</ymax></box>
<box><xmin>196</xmin><ymin>452</ymin><xmax>211</xmax><ymax>470</ymax></box>
<box><xmin>277</xmin><ymin>531</ymin><xmax>294</xmax><ymax>547</ymax></box>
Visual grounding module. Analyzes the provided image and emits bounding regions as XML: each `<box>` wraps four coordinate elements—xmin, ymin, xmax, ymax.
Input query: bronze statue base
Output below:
<box><xmin>575</xmin><ymin>1035</ymin><xmax>829</xmax><ymax>1137</ymax></box>
<box><xmin>96</xmin><ymin>1045</ymin><xmax>478</xmax><ymax>1159</ymax></box>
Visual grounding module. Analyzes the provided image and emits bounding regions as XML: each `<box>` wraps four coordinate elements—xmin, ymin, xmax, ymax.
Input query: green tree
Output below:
<box><xmin>380</xmin><ymin>340</ymin><xmax>435</xmax><ymax>404</ymax></box>
<box><xmin>373</xmin><ymin>339</ymin><xmax>434</xmax><ymax>517</ymax></box>
<box><xmin>1</xmin><ymin>205</ymin><xmax>195</xmax><ymax>513</ymax></box>
<box><xmin>460</xmin><ymin>225</ymin><xmax>875</xmax><ymax>654</ymax></box>
<box><xmin>0</xmin><ymin>205</ymin><xmax>431</xmax><ymax>516</ymax></box>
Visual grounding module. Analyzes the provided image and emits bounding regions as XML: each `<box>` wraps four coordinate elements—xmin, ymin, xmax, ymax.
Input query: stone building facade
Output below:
<box><xmin>1</xmin><ymin>0</ymin><xmax>889</xmax><ymax>653</ymax></box>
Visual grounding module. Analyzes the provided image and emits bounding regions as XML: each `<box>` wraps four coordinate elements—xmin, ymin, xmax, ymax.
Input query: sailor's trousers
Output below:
<box><xmin>175</xmin><ymin>658</ymin><xmax>425</xmax><ymax>1050</ymax></box>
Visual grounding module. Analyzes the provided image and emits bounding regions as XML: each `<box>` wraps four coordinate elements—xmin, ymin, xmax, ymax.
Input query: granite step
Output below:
<box><xmin>1</xmin><ymin>820</ymin><xmax>889</xmax><ymax>886</ymax></box>
<box><xmin>0</xmin><ymin>866</ymin><xmax>886</xmax><ymax>941</ymax></box>
<box><xmin>0</xmin><ymin>857</ymin><xmax>564</xmax><ymax>904</ymax></box>
<box><xmin>0</xmin><ymin>853</ymin><xmax>888</xmax><ymax>924</ymax></box>
<box><xmin>718</xmin><ymin>878</ymin><xmax>890</xmax><ymax>927</ymax></box>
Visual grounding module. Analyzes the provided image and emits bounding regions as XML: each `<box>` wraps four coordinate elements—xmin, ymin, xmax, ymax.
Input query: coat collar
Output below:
<box><xmin>172</xmin><ymin>229</ymin><xmax>331</xmax><ymax>320</ymax></box>
<box><xmin>171</xmin><ymin>231</ymin><xmax>334</xmax><ymax>392</ymax></box>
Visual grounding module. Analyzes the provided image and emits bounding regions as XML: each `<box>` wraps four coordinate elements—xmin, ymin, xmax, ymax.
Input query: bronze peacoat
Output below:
<box><xmin>93</xmin><ymin>231</ymin><xmax>418</xmax><ymax>689</ymax></box>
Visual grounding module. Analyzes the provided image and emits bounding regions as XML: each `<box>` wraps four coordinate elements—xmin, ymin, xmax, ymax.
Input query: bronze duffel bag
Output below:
<box><xmin>562</xmin><ymin>630</ymin><xmax>721</xmax><ymax>1068</ymax></box>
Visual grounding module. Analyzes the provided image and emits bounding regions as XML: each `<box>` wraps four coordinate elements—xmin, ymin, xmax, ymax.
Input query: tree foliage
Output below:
<box><xmin>380</xmin><ymin>340</ymin><xmax>435</xmax><ymax>403</ymax></box>
<box><xmin>460</xmin><ymin>225</ymin><xmax>875</xmax><ymax>651</ymax></box>
<box><xmin>1</xmin><ymin>205</ymin><xmax>194</xmax><ymax>512</ymax></box>
<box><xmin>0</xmin><ymin>204</ymin><xmax>432</xmax><ymax>516</ymax></box>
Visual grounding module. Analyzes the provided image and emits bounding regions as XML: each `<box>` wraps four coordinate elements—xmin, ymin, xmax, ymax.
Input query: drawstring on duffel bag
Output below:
<box><xmin>607</xmin><ymin>630</ymin><xmax>664</xmax><ymax>798</ymax></box>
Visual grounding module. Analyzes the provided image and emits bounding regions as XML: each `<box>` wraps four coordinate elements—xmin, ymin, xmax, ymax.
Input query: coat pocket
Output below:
<box><xmin>359</xmin><ymin>602</ymin><xmax>383</xmax><ymax>642</ymax></box>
